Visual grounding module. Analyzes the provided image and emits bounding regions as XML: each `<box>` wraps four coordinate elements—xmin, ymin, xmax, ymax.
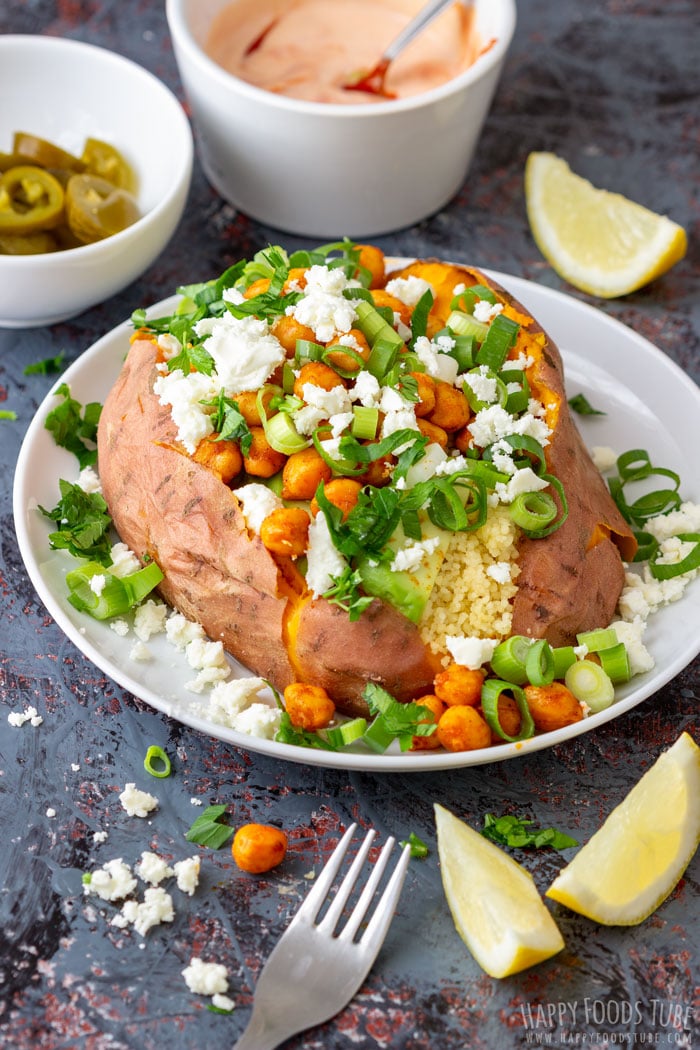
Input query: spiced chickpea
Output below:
<box><xmin>412</xmin><ymin>371</ymin><xmax>436</xmax><ymax>418</ymax></box>
<box><xmin>417</xmin><ymin>417</ymin><xmax>449</xmax><ymax>450</ymax></box>
<box><xmin>243</xmin><ymin>427</ymin><xmax>287</xmax><ymax>478</ymax></box>
<box><xmin>434</xmin><ymin>664</ymin><xmax>485</xmax><ymax>707</ymax></box>
<box><xmin>371</xmin><ymin>289</ymin><xmax>411</xmax><ymax>328</ymax></box>
<box><xmin>360</xmin><ymin>452</ymin><xmax>395</xmax><ymax>487</ymax></box>
<box><xmin>283</xmin><ymin>266</ymin><xmax>309</xmax><ymax>291</ymax></box>
<box><xmin>232</xmin><ymin>824</ymin><xmax>288</xmax><ymax>874</ymax></box>
<box><xmin>437</xmin><ymin>705</ymin><xmax>492</xmax><ymax>753</ymax></box>
<box><xmin>409</xmin><ymin>695</ymin><xmax>445</xmax><ymax>751</ymax></box>
<box><xmin>311</xmin><ymin>478</ymin><xmax>363</xmax><ymax>520</ymax></box>
<box><xmin>236</xmin><ymin>388</ymin><xmax>275</xmax><ymax>427</ymax></box>
<box><xmin>243</xmin><ymin>277</ymin><xmax>270</xmax><ymax>299</ymax></box>
<box><xmin>272</xmin><ymin>314</ymin><xmax>316</xmax><ymax>358</ymax></box>
<box><xmin>355</xmin><ymin>244</ymin><xmax>385</xmax><ymax>287</ymax></box>
<box><xmin>293</xmin><ymin>360</ymin><xmax>345</xmax><ymax>398</ymax></box>
<box><xmin>282</xmin><ymin>446</ymin><xmax>333</xmax><ymax>501</ymax></box>
<box><xmin>454</xmin><ymin>425</ymin><xmax>474</xmax><ymax>454</ymax></box>
<box><xmin>428</xmin><ymin>381</ymin><xmax>471</xmax><ymax>431</ymax></box>
<box><xmin>524</xmin><ymin>682</ymin><xmax>583</xmax><ymax>733</ymax></box>
<box><xmin>260</xmin><ymin>507</ymin><xmax>310</xmax><ymax>558</ymax></box>
<box><xmin>324</xmin><ymin>328</ymin><xmax>371</xmax><ymax>374</ymax></box>
<box><xmin>283</xmin><ymin>682</ymin><xmax>335</xmax><ymax>730</ymax></box>
<box><xmin>192</xmin><ymin>436</ymin><xmax>243</xmax><ymax>484</ymax></box>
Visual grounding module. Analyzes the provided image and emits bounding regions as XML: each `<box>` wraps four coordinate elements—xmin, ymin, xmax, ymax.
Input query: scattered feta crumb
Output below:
<box><xmin>473</xmin><ymin>299</ymin><xmax>504</xmax><ymax>323</ymax></box>
<box><xmin>119</xmin><ymin>783</ymin><xmax>159</xmax><ymax>818</ymax></box>
<box><xmin>486</xmin><ymin>561</ymin><xmax>513</xmax><ymax>585</ymax></box>
<box><xmin>110</xmin><ymin>619</ymin><xmax>130</xmax><ymax>637</ymax></box>
<box><xmin>173</xmin><ymin>856</ymin><xmax>201</xmax><ymax>896</ymax></box>
<box><xmin>77</xmin><ymin>465</ymin><xmax>102</xmax><ymax>494</ymax></box>
<box><xmin>84</xmin><ymin>858</ymin><xmax>137</xmax><ymax>901</ymax></box>
<box><xmin>133</xmin><ymin>599</ymin><xmax>168</xmax><ymax>640</ymax></box>
<box><xmin>182</xmin><ymin>957</ymin><xmax>229</xmax><ymax>996</ymax></box>
<box><xmin>384</xmin><ymin>274</ymin><xmax>434</xmax><ymax>307</ymax></box>
<box><xmin>446</xmin><ymin>635</ymin><xmax>499</xmax><ymax>669</ymax></box>
<box><xmin>71</xmin><ymin>763</ymin><xmax>81</xmax><ymax>772</ymax></box>
<box><xmin>135</xmin><ymin>851</ymin><xmax>175</xmax><ymax>886</ymax></box>
<box><xmin>115</xmin><ymin>886</ymin><xmax>175</xmax><ymax>936</ymax></box>
<box><xmin>93</xmin><ymin>830</ymin><xmax>109</xmax><ymax>845</ymax></box>
<box><xmin>590</xmin><ymin>445</ymin><xmax>618</xmax><ymax>473</ymax></box>
<box><xmin>190</xmin><ymin>797</ymin><xmax>203</xmax><ymax>807</ymax></box>
<box><xmin>609</xmin><ymin>618</ymin><xmax>655</xmax><ymax>675</ymax></box>
<box><xmin>212</xmin><ymin>993</ymin><xmax>236</xmax><ymax>1012</ymax></box>
<box><xmin>7</xmin><ymin>705</ymin><xmax>43</xmax><ymax>728</ymax></box>
<box><xmin>46</xmin><ymin>807</ymin><xmax>56</xmax><ymax>818</ymax></box>
<box><xmin>130</xmin><ymin>641</ymin><xmax>152</xmax><ymax>663</ymax></box>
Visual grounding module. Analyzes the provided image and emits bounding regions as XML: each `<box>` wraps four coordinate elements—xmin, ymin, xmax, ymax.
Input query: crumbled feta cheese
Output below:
<box><xmin>84</xmin><ymin>858</ymin><xmax>137</xmax><ymax>901</ymax></box>
<box><xmin>133</xmin><ymin>599</ymin><xmax>168</xmax><ymax>641</ymax></box>
<box><xmin>392</xmin><ymin>536</ymin><xmax>440</xmax><ymax>572</ymax></box>
<box><xmin>287</xmin><ymin>264</ymin><xmax>357</xmax><ymax>342</ymax></box>
<box><xmin>608</xmin><ymin>618</ymin><xmax>655</xmax><ymax>675</ymax></box>
<box><xmin>462</xmin><ymin>365</ymin><xmax>498</xmax><ymax>405</ymax></box>
<box><xmin>130</xmin><ymin>640</ymin><xmax>152</xmax><ymax>663</ymax></box>
<box><xmin>110</xmin><ymin>618</ymin><xmax>130</xmax><ymax>637</ymax></box>
<box><xmin>8</xmin><ymin>705</ymin><xmax>43</xmax><ymax>728</ymax></box>
<box><xmin>173</xmin><ymin>856</ymin><xmax>201</xmax><ymax>896</ymax></box>
<box><xmin>90</xmin><ymin>574</ymin><xmax>107</xmax><ymax>596</ymax></box>
<box><xmin>165</xmin><ymin>612</ymin><xmax>206</xmax><ymax>651</ymax></box>
<box><xmin>231</xmin><ymin>703</ymin><xmax>282</xmax><ymax>739</ymax></box>
<box><xmin>468</xmin><ymin>404</ymin><xmax>551</xmax><ymax>449</ymax></box>
<box><xmin>235</xmin><ymin>483</ymin><xmax>283</xmax><ymax>534</ymax></box>
<box><xmin>46</xmin><ymin>807</ymin><xmax>56</xmax><ymax>818</ymax></box>
<box><xmin>93</xmin><ymin>830</ymin><xmax>109</xmax><ymax>845</ymax></box>
<box><xmin>156</xmin><ymin>332</ymin><xmax>182</xmax><ymax>360</ymax></box>
<box><xmin>494</xmin><ymin>467</ymin><xmax>550</xmax><ymax>504</ymax></box>
<box><xmin>212</xmin><ymin>993</ymin><xmax>236</xmax><ymax>1012</ymax></box>
<box><xmin>153</xmin><ymin>368</ymin><xmax>217</xmax><ymax>454</ymax></box>
<box><xmin>473</xmin><ymin>300</ymin><xmax>504</xmax><ymax>323</ymax></box>
<box><xmin>384</xmin><ymin>275</ymin><xmax>435</xmax><ymax>307</ymax></box>
<box><xmin>116</xmin><ymin>887</ymin><xmax>175</xmax><ymax>936</ymax></box>
<box><xmin>446</xmin><ymin>636</ymin><xmax>499</xmax><ymax>670</ymax></box>
<box><xmin>77</xmin><ymin>466</ymin><xmax>102</xmax><ymax>494</ymax></box>
<box><xmin>199</xmin><ymin>313</ymin><xmax>286</xmax><ymax>396</ymax></box>
<box><xmin>293</xmin><ymin>382</ymin><xmax>353</xmax><ymax>436</ymax></box>
<box><xmin>590</xmin><ymin>445</ymin><xmax>618</xmax><ymax>473</ymax></box>
<box><xmin>135</xmin><ymin>852</ymin><xmax>175</xmax><ymax>886</ymax></box>
<box><xmin>486</xmin><ymin>561</ymin><xmax>513</xmax><ymax>584</ymax></box>
<box><xmin>119</xmin><ymin>783</ymin><xmax>159</xmax><ymax>818</ymax></box>
<box><xmin>306</xmin><ymin>511</ymin><xmax>347</xmax><ymax>597</ymax></box>
<box><xmin>412</xmin><ymin>335</ymin><xmax>459</xmax><ymax>385</ymax></box>
<box><xmin>182</xmin><ymin>957</ymin><xmax>229</xmax><ymax>997</ymax></box>
<box><xmin>208</xmin><ymin>676</ymin><xmax>269</xmax><ymax>721</ymax></box>
<box><xmin>645</xmin><ymin>501</ymin><xmax>700</xmax><ymax>542</ymax></box>
<box><xmin>109</xmin><ymin>543</ymin><xmax>143</xmax><ymax>578</ymax></box>
<box><xmin>488</xmin><ymin>439</ymin><xmax>517</xmax><ymax>476</ymax></box>
<box><xmin>378</xmin><ymin>385</ymin><xmax>418</xmax><ymax>441</ymax></box>
<box><xmin>349</xmin><ymin>369</ymin><xmax>382</xmax><ymax>408</ymax></box>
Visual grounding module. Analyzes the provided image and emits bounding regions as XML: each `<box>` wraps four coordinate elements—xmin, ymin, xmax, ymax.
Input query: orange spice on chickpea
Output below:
<box><xmin>232</xmin><ymin>823</ymin><xmax>288</xmax><ymax>874</ymax></box>
<box><xmin>283</xmin><ymin>682</ymin><xmax>336</xmax><ymax>731</ymax></box>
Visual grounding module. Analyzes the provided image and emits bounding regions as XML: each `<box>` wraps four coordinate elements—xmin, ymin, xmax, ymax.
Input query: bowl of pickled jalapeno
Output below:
<box><xmin>0</xmin><ymin>35</ymin><xmax>193</xmax><ymax>328</ymax></box>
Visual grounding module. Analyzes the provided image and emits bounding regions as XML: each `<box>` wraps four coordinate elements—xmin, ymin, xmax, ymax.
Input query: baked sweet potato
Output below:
<box><xmin>97</xmin><ymin>245</ymin><xmax>635</xmax><ymax>718</ymax></box>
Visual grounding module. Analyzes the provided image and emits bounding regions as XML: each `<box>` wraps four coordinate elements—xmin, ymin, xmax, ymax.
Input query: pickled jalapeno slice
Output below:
<box><xmin>0</xmin><ymin>166</ymin><xmax>65</xmax><ymax>235</ymax></box>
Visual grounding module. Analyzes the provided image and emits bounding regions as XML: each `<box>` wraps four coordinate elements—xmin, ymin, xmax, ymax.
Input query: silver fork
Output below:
<box><xmin>232</xmin><ymin>823</ymin><xmax>411</xmax><ymax>1050</ymax></box>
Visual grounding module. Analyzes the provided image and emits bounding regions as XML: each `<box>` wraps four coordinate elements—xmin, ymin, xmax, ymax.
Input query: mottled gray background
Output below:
<box><xmin>0</xmin><ymin>2</ymin><xmax>698</xmax><ymax>1048</ymax></box>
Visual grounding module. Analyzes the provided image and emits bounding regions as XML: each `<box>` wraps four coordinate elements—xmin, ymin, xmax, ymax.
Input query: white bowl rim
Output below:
<box><xmin>165</xmin><ymin>0</ymin><xmax>517</xmax><ymax>118</ymax></box>
<box><xmin>0</xmin><ymin>34</ymin><xmax>193</xmax><ymax>267</ymax></box>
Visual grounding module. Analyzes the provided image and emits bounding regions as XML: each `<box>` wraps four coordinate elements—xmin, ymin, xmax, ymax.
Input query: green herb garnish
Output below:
<box><xmin>0</xmin><ymin>409</ymin><xmax>17</xmax><ymax>421</ymax></box>
<box><xmin>399</xmin><ymin>831</ymin><xmax>430</xmax><ymax>859</ymax></box>
<box><xmin>24</xmin><ymin>351</ymin><xmax>66</xmax><ymax>376</ymax></box>
<box><xmin>44</xmin><ymin>383</ymin><xmax>102</xmax><ymax>469</ymax></box>
<box><xmin>185</xmin><ymin>804</ymin><xmax>235</xmax><ymax>849</ymax></box>
<box><xmin>40</xmin><ymin>479</ymin><xmax>113</xmax><ymax>564</ymax></box>
<box><xmin>568</xmin><ymin>392</ymin><xmax>605</xmax><ymax>416</ymax></box>
<box><xmin>481</xmin><ymin>813</ymin><xmax>578</xmax><ymax>850</ymax></box>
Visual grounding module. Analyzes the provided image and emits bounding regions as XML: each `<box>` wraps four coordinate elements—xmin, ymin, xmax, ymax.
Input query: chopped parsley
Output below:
<box><xmin>44</xmin><ymin>382</ymin><xmax>101</xmax><ymax>469</ymax></box>
<box><xmin>481</xmin><ymin>813</ymin><xmax>578</xmax><ymax>850</ymax></box>
<box><xmin>185</xmin><ymin>804</ymin><xmax>235</xmax><ymax>849</ymax></box>
<box><xmin>40</xmin><ymin>479</ymin><xmax>113</xmax><ymax>565</ymax></box>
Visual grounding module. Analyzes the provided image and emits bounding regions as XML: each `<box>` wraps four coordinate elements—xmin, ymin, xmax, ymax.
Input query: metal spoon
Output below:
<box><xmin>344</xmin><ymin>0</ymin><xmax>463</xmax><ymax>99</ymax></box>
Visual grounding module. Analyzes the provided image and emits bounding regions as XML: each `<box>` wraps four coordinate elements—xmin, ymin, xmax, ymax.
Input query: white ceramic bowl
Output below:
<box><xmin>0</xmin><ymin>36</ymin><xmax>193</xmax><ymax>328</ymax></box>
<box><xmin>166</xmin><ymin>0</ymin><xmax>516</xmax><ymax>238</ymax></box>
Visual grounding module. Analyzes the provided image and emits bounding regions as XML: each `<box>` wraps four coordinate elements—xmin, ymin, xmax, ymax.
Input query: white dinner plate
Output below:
<box><xmin>13</xmin><ymin>269</ymin><xmax>700</xmax><ymax>771</ymax></box>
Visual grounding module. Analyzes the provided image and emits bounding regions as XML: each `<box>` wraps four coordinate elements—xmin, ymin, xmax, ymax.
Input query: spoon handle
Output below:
<box><xmin>383</xmin><ymin>0</ymin><xmax>464</xmax><ymax>63</ymax></box>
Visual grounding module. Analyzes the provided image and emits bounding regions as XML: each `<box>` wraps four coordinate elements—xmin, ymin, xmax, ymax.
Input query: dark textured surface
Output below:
<box><xmin>1</xmin><ymin>1</ymin><xmax>698</xmax><ymax>1047</ymax></box>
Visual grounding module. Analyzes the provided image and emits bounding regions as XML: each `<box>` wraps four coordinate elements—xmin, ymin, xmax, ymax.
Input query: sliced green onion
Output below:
<box><xmin>597</xmin><ymin>643</ymin><xmax>631</xmax><ymax>684</ymax></box>
<box><xmin>66</xmin><ymin>561</ymin><xmax>163</xmax><ymax>620</ymax></box>
<box><xmin>282</xmin><ymin>360</ymin><xmax>296</xmax><ymax>394</ymax></box>
<box><xmin>408</xmin><ymin>288</ymin><xmax>434</xmax><ymax>346</ymax></box>
<box><xmin>565</xmin><ymin>660</ymin><xmax>614</xmax><ymax>713</ymax></box>
<box><xmin>294</xmin><ymin>338</ymin><xmax>325</xmax><ymax>364</ymax></box>
<box><xmin>648</xmin><ymin>532</ymin><xmax>700</xmax><ymax>580</ymax></box>
<box><xmin>362</xmin><ymin>714</ymin><xmax>397</xmax><ymax>753</ymax></box>
<box><xmin>312</xmin><ymin>427</ymin><xmax>365</xmax><ymax>476</ymax></box>
<box><xmin>462</xmin><ymin>366</ymin><xmax>508</xmax><ymax>412</ymax></box>
<box><xmin>490</xmin><ymin>635</ymin><xmax>533</xmax><ymax>685</ymax></box>
<box><xmin>446</xmin><ymin>309</ymin><xmax>489</xmax><ymax>343</ymax></box>
<box><xmin>321</xmin><ymin>344</ymin><xmax>366</xmax><ymax>377</ymax></box>
<box><xmin>475</xmin><ymin>314</ymin><xmax>520</xmax><ymax>371</ymax></box>
<box><xmin>551</xmin><ymin>645</ymin><xmax>577</xmax><ymax>679</ymax></box>
<box><xmin>354</xmin><ymin>299</ymin><xmax>404</xmax><ymax>350</ymax></box>
<box><xmin>501</xmin><ymin>367</ymin><xmax>530</xmax><ymax>415</ymax></box>
<box><xmin>144</xmin><ymin>744</ymin><xmax>171</xmax><ymax>778</ymax></box>
<box><xmin>366</xmin><ymin>336</ymin><xmax>400</xmax><ymax>380</ymax></box>
<box><xmin>450</xmin><ymin>284</ymin><xmax>498</xmax><ymax>311</ymax></box>
<box><xmin>481</xmin><ymin>680</ymin><xmax>535</xmax><ymax>742</ymax></box>
<box><xmin>510</xmin><ymin>491</ymin><xmax>557</xmax><ymax>534</ymax></box>
<box><xmin>608</xmin><ymin>449</ymin><xmax>682</xmax><ymax>526</ymax></box>
<box><xmin>263</xmin><ymin>410</ymin><xmax>310</xmax><ymax>455</ymax></box>
<box><xmin>399</xmin><ymin>831</ymin><xmax>430</xmax><ymax>858</ymax></box>
<box><xmin>323</xmin><ymin>717</ymin><xmax>368</xmax><ymax>749</ymax></box>
<box><xmin>576</xmin><ymin>627</ymin><xmax>618</xmax><ymax>652</ymax></box>
<box><xmin>351</xmin><ymin>406</ymin><xmax>379</xmax><ymax>441</ymax></box>
<box><xmin>525</xmin><ymin>639</ymin><xmax>555</xmax><ymax>687</ymax></box>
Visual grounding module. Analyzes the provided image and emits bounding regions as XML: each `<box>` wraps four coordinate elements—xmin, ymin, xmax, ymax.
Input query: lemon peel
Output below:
<box><xmin>524</xmin><ymin>152</ymin><xmax>687</xmax><ymax>298</ymax></box>
<box><xmin>434</xmin><ymin>803</ymin><xmax>564</xmax><ymax>978</ymax></box>
<box><xmin>546</xmin><ymin>731</ymin><xmax>700</xmax><ymax>925</ymax></box>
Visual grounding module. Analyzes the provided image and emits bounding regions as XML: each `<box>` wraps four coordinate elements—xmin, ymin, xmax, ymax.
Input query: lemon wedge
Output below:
<box><xmin>524</xmin><ymin>151</ymin><xmax>687</xmax><ymax>298</ymax></box>
<box><xmin>434</xmin><ymin>803</ymin><xmax>564</xmax><ymax>978</ymax></box>
<box><xmin>547</xmin><ymin>732</ymin><xmax>700</xmax><ymax>925</ymax></box>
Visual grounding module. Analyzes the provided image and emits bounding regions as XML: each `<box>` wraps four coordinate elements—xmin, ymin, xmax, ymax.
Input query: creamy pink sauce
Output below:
<box><xmin>205</xmin><ymin>0</ymin><xmax>482</xmax><ymax>104</ymax></box>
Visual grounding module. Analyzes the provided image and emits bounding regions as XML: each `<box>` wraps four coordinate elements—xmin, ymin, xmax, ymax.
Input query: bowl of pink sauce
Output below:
<box><xmin>166</xmin><ymin>0</ymin><xmax>516</xmax><ymax>237</ymax></box>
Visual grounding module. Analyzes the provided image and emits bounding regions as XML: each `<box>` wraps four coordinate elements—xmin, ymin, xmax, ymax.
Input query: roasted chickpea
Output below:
<box><xmin>283</xmin><ymin>266</ymin><xmax>308</xmax><ymax>292</ymax></box>
<box><xmin>283</xmin><ymin>682</ymin><xmax>335</xmax><ymax>730</ymax></box>
<box><xmin>293</xmin><ymin>360</ymin><xmax>345</xmax><ymax>398</ymax></box>
<box><xmin>272</xmin><ymin>314</ymin><xmax>316</xmax><ymax>358</ymax></box>
<box><xmin>324</xmin><ymin>328</ymin><xmax>371</xmax><ymax>374</ymax></box>
<box><xmin>359</xmin><ymin>452</ymin><xmax>395</xmax><ymax>487</ymax></box>
<box><xmin>356</xmin><ymin>244</ymin><xmax>385</xmax><ymax>287</ymax></box>
<box><xmin>436</xmin><ymin>705</ymin><xmax>492</xmax><ymax>753</ymax></box>
<box><xmin>454</xmin><ymin>425</ymin><xmax>474</xmax><ymax>454</ymax></box>
<box><xmin>417</xmin><ymin>417</ymin><xmax>448</xmax><ymax>450</ymax></box>
<box><xmin>260</xmin><ymin>507</ymin><xmax>310</xmax><ymax>558</ymax></box>
<box><xmin>412</xmin><ymin>371</ymin><xmax>436</xmax><ymax>418</ymax></box>
<box><xmin>434</xmin><ymin>664</ymin><xmax>485</xmax><ymax>707</ymax></box>
<box><xmin>235</xmin><ymin>388</ymin><xmax>275</xmax><ymax>427</ymax></box>
<box><xmin>524</xmin><ymin>682</ymin><xmax>583</xmax><ymax>733</ymax></box>
<box><xmin>192</xmin><ymin>436</ymin><xmax>243</xmax><ymax>484</ymax></box>
<box><xmin>243</xmin><ymin>426</ymin><xmax>287</xmax><ymax>478</ymax></box>
<box><xmin>428</xmin><ymin>381</ymin><xmax>471</xmax><ymax>431</ymax></box>
<box><xmin>409</xmin><ymin>695</ymin><xmax>445</xmax><ymax>751</ymax></box>
<box><xmin>243</xmin><ymin>277</ymin><xmax>270</xmax><ymax>299</ymax></box>
<box><xmin>232</xmin><ymin>823</ymin><xmax>288</xmax><ymax>874</ymax></box>
<box><xmin>311</xmin><ymin>477</ymin><xmax>363</xmax><ymax>520</ymax></box>
<box><xmin>282</xmin><ymin>446</ymin><xmax>333</xmax><ymax>501</ymax></box>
